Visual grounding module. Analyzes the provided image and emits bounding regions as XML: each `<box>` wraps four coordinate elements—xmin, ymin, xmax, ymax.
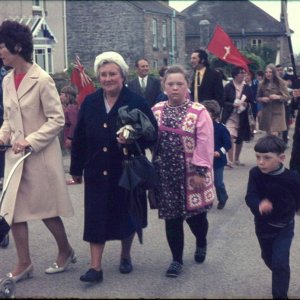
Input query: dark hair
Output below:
<box><xmin>256</xmin><ymin>70</ymin><xmax>264</xmax><ymax>77</ymax></box>
<box><xmin>193</xmin><ymin>49</ymin><xmax>209</xmax><ymax>67</ymax></box>
<box><xmin>231</xmin><ymin>66</ymin><xmax>245</xmax><ymax>78</ymax></box>
<box><xmin>158</xmin><ymin>66</ymin><xmax>168</xmax><ymax>77</ymax></box>
<box><xmin>254</xmin><ymin>135</ymin><xmax>286</xmax><ymax>154</ymax></box>
<box><xmin>135</xmin><ymin>58</ymin><xmax>149</xmax><ymax>68</ymax></box>
<box><xmin>202</xmin><ymin>100</ymin><xmax>220</xmax><ymax>119</ymax></box>
<box><xmin>215</xmin><ymin>68</ymin><xmax>227</xmax><ymax>81</ymax></box>
<box><xmin>275</xmin><ymin>64</ymin><xmax>282</xmax><ymax>68</ymax></box>
<box><xmin>0</xmin><ymin>20</ymin><xmax>33</xmax><ymax>63</ymax></box>
<box><xmin>60</xmin><ymin>85</ymin><xmax>77</xmax><ymax>104</ymax></box>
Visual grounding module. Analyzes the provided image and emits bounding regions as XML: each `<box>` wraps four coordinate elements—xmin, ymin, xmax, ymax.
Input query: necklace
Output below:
<box><xmin>167</xmin><ymin>99</ymin><xmax>189</xmax><ymax>108</ymax></box>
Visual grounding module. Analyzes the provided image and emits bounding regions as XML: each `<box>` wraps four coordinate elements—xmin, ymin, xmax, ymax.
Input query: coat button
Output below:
<box><xmin>103</xmin><ymin>170</ymin><xmax>108</xmax><ymax>176</ymax></box>
<box><xmin>103</xmin><ymin>147</ymin><xmax>108</xmax><ymax>152</ymax></box>
<box><xmin>103</xmin><ymin>123</ymin><xmax>108</xmax><ymax>128</ymax></box>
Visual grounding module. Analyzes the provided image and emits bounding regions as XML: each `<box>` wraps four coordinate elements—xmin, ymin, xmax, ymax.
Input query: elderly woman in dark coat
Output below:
<box><xmin>221</xmin><ymin>66</ymin><xmax>254</xmax><ymax>167</ymax></box>
<box><xmin>70</xmin><ymin>52</ymin><xmax>157</xmax><ymax>284</ymax></box>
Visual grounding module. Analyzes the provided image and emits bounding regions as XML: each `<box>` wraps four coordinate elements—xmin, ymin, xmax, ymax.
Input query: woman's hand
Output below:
<box><xmin>190</xmin><ymin>175</ymin><xmax>206</xmax><ymax>189</ymax></box>
<box><xmin>72</xmin><ymin>175</ymin><xmax>82</xmax><ymax>184</ymax></box>
<box><xmin>13</xmin><ymin>139</ymin><xmax>31</xmax><ymax>154</ymax></box>
<box><xmin>260</xmin><ymin>97</ymin><xmax>270</xmax><ymax>103</ymax></box>
<box><xmin>116</xmin><ymin>132</ymin><xmax>133</xmax><ymax>144</ymax></box>
<box><xmin>269</xmin><ymin>94</ymin><xmax>281</xmax><ymax>101</ymax></box>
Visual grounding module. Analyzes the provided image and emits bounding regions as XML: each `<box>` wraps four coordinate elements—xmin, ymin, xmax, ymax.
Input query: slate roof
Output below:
<box><xmin>182</xmin><ymin>0</ymin><xmax>288</xmax><ymax>37</ymax></box>
<box><xmin>129</xmin><ymin>0</ymin><xmax>182</xmax><ymax>16</ymax></box>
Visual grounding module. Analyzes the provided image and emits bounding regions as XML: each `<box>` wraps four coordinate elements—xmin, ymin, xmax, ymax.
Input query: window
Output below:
<box><xmin>34</xmin><ymin>47</ymin><xmax>53</xmax><ymax>73</ymax></box>
<box><xmin>162</xmin><ymin>22</ymin><xmax>167</xmax><ymax>49</ymax></box>
<box><xmin>252</xmin><ymin>39</ymin><xmax>262</xmax><ymax>47</ymax></box>
<box><xmin>32</xmin><ymin>0</ymin><xmax>43</xmax><ymax>14</ymax></box>
<box><xmin>152</xmin><ymin>60</ymin><xmax>158</xmax><ymax>69</ymax></box>
<box><xmin>152</xmin><ymin>19</ymin><xmax>158</xmax><ymax>48</ymax></box>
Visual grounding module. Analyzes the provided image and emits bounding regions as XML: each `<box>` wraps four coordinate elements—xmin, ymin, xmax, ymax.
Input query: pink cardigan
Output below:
<box><xmin>152</xmin><ymin>101</ymin><xmax>215</xmax><ymax>210</ymax></box>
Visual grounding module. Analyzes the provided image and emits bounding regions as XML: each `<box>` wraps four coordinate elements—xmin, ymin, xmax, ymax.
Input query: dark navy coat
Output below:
<box><xmin>70</xmin><ymin>86</ymin><xmax>158</xmax><ymax>243</ymax></box>
<box><xmin>213</xmin><ymin>120</ymin><xmax>232</xmax><ymax>169</ymax></box>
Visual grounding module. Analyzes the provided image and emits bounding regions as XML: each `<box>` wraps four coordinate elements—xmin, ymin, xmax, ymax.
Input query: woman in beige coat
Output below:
<box><xmin>257</xmin><ymin>64</ymin><xmax>290</xmax><ymax>136</ymax></box>
<box><xmin>0</xmin><ymin>20</ymin><xmax>75</xmax><ymax>283</ymax></box>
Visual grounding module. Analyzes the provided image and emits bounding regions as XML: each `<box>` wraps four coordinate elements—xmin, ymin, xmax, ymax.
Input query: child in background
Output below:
<box><xmin>203</xmin><ymin>100</ymin><xmax>232</xmax><ymax>209</ymax></box>
<box><xmin>245</xmin><ymin>135</ymin><xmax>300</xmax><ymax>299</ymax></box>
<box><xmin>60</xmin><ymin>85</ymin><xmax>80</xmax><ymax>185</ymax></box>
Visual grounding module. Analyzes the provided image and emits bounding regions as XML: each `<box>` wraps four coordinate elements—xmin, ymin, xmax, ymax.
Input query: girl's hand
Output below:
<box><xmin>13</xmin><ymin>140</ymin><xmax>30</xmax><ymax>154</ymax></box>
<box><xmin>190</xmin><ymin>175</ymin><xmax>206</xmax><ymax>189</ymax></box>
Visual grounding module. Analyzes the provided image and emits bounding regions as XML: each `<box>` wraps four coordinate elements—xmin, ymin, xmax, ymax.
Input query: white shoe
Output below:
<box><xmin>6</xmin><ymin>264</ymin><xmax>34</xmax><ymax>283</ymax></box>
<box><xmin>45</xmin><ymin>249</ymin><xmax>77</xmax><ymax>274</ymax></box>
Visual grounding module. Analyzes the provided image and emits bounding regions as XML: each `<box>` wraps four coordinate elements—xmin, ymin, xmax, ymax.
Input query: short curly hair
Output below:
<box><xmin>0</xmin><ymin>20</ymin><xmax>33</xmax><ymax>63</ymax></box>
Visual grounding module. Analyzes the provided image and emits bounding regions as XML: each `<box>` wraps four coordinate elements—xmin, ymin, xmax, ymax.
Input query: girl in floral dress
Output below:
<box><xmin>151</xmin><ymin>65</ymin><xmax>215</xmax><ymax>277</ymax></box>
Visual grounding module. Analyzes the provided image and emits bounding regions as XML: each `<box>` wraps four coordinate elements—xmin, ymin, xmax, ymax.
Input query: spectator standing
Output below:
<box><xmin>190</xmin><ymin>49</ymin><xmax>224</xmax><ymax>105</ymax></box>
<box><xmin>221</xmin><ymin>66</ymin><xmax>254</xmax><ymax>167</ymax></box>
<box><xmin>245</xmin><ymin>135</ymin><xmax>300</xmax><ymax>299</ymax></box>
<box><xmin>127</xmin><ymin>58</ymin><xmax>161</xmax><ymax>107</ymax></box>
<box><xmin>256</xmin><ymin>64</ymin><xmax>290</xmax><ymax>136</ymax></box>
<box><xmin>203</xmin><ymin>100</ymin><xmax>232</xmax><ymax>210</ymax></box>
<box><xmin>151</xmin><ymin>65</ymin><xmax>215</xmax><ymax>277</ymax></box>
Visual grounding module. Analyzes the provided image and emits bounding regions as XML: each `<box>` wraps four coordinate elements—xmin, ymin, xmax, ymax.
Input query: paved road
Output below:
<box><xmin>1</xmin><ymin>130</ymin><xmax>300</xmax><ymax>299</ymax></box>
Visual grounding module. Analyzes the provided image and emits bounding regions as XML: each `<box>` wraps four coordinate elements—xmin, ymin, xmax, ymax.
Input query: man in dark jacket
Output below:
<box><xmin>190</xmin><ymin>49</ymin><xmax>224</xmax><ymax>106</ymax></box>
<box><xmin>127</xmin><ymin>58</ymin><xmax>161</xmax><ymax>108</ymax></box>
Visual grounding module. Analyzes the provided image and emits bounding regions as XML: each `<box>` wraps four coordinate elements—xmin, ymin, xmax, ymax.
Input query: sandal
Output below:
<box><xmin>226</xmin><ymin>161</ymin><xmax>234</xmax><ymax>169</ymax></box>
<box><xmin>234</xmin><ymin>161</ymin><xmax>245</xmax><ymax>166</ymax></box>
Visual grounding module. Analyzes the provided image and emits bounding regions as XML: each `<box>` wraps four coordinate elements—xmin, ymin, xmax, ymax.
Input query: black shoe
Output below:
<box><xmin>166</xmin><ymin>261</ymin><xmax>183</xmax><ymax>278</ymax></box>
<box><xmin>80</xmin><ymin>269</ymin><xmax>103</xmax><ymax>283</ymax></box>
<box><xmin>194</xmin><ymin>246</ymin><xmax>207</xmax><ymax>263</ymax></box>
<box><xmin>0</xmin><ymin>234</ymin><xmax>9</xmax><ymax>248</ymax></box>
<box><xmin>217</xmin><ymin>202</ymin><xmax>226</xmax><ymax>210</ymax></box>
<box><xmin>119</xmin><ymin>258</ymin><xmax>133</xmax><ymax>274</ymax></box>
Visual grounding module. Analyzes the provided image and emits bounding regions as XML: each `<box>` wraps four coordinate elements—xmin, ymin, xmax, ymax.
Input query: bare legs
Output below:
<box><xmin>10</xmin><ymin>216</ymin><xmax>72</xmax><ymax>275</ymax></box>
<box><xmin>43</xmin><ymin>216</ymin><xmax>73</xmax><ymax>266</ymax></box>
<box><xmin>10</xmin><ymin>222</ymin><xmax>31</xmax><ymax>275</ymax></box>
<box><xmin>227</xmin><ymin>136</ymin><xmax>244</xmax><ymax>165</ymax></box>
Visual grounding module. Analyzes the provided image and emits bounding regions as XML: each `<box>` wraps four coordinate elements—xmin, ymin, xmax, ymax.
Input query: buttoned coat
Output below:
<box><xmin>127</xmin><ymin>76</ymin><xmax>162</xmax><ymax>108</ymax></box>
<box><xmin>257</xmin><ymin>82</ymin><xmax>290</xmax><ymax>133</ymax></box>
<box><xmin>0</xmin><ymin>63</ymin><xmax>74</xmax><ymax>224</ymax></box>
<box><xmin>70</xmin><ymin>86</ymin><xmax>158</xmax><ymax>243</ymax></box>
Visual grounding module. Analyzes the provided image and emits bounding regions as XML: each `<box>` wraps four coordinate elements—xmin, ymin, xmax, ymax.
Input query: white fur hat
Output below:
<box><xmin>94</xmin><ymin>51</ymin><xmax>129</xmax><ymax>78</ymax></box>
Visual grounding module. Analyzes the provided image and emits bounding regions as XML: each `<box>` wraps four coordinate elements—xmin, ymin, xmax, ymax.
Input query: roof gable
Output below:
<box><xmin>129</xmin><ymin>0</ymin><xmax>180</xmax><ymax>15</ymax></box>
<box><xmin>182</xmin><ymin>0</ymin><xmax>285</xmax><ymax>36</ymax></box>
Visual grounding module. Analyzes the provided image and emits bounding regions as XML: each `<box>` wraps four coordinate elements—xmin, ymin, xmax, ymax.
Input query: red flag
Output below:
<box><xmin>207</xmin><ymin>25</ymin><xmax>250</xmax><ymax>72</ymax></box>
<box><xmin>71</xmin><ymin>56</ymin><xmax>96</xmax><ymax>106</ymax></box>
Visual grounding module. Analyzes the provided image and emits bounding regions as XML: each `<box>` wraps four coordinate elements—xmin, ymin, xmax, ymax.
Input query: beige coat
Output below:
<box><xmin>0</xmin><ymin>64</ymin><xmax>74</xmax><ymax>224</ymax></box>
<box><xmin>257</xmin><ymin>82</ymin><xmax>290</xmax><ymax>133</ymax></box>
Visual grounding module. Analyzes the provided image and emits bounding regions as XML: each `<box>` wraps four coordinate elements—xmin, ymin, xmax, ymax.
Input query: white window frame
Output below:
<box><xmin>32</xmin><ymin>0</ymin><xmax>43</xmax><ymax>11</ymax></box>
<box><xmin>152</xmin><ymin>19</ymin><xmax>158</xmax><ymax>48</ymax></box>
<box><xmin>162</xmin><ymin>22</ymin><xmax>167</xmax><ymax>48</ymax></box>
<box><xmin>34</xmin><ymin>46</ymin><xmax>53</xmax><ymax>74</ymax></box>
<box><xmin>252</xmin><ymin>39</ymin><xmax>262</xmax><ymax>47</ymax></box>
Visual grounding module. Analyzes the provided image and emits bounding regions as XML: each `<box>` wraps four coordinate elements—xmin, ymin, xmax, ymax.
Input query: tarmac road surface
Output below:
<box><xmin>1</xmin><ymin>129</ymin><xmax>300</xmax><ymax>299</ymax></box>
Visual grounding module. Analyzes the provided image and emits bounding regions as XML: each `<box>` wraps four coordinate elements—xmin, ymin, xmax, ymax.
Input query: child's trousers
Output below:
<box><xmin>255</xmin><ymin>219</ymin><xmax>294</xmax><ymax>299</ymax></box>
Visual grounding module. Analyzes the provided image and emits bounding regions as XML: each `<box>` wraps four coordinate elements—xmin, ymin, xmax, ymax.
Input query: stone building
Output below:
<box><xmin>66</xmin><ymin>1</ymin><xmax>186</xmax><ymax>73</ymax></box>
<box><xmin>182</xmin><ymin>0</ymin><xmax>292</xmax><ymax>66</ymax></box>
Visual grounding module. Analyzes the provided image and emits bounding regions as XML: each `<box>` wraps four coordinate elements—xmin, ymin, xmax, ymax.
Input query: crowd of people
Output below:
<box><xmin>0</xmin><ymin>19</ymin><xmax>300</xmax><ymax>300</ymax></box>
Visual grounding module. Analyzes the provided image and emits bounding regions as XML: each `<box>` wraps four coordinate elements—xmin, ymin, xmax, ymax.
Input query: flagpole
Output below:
<box><xmin>282</xmin><ymin>0</ymin><xmax>297</xmax><ymax>78</ymax></box>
